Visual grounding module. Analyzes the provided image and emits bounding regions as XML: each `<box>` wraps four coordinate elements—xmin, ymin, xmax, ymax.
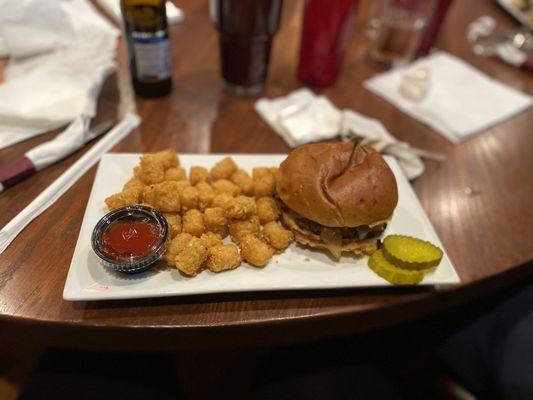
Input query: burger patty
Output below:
<box><xmin>292</xmin><ymin>213</ymin><xmax>387</xmax><ymax>241</ymax></box>
<box><xmin>280</xmin><ymin>210</ymin><xmax>383</xmax><ymax>258</ymax></box>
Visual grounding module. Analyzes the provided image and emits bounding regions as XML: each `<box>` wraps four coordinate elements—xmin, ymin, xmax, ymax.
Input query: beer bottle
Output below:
<box><xmin>121</xmin><ymin>0</ymin><xmax>172</xmax><ymax>97</ymax></box>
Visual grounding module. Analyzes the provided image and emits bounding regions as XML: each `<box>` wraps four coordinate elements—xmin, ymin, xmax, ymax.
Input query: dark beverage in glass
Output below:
<box><xmin>121</xmin><ymin>0</ymin><xmax>172</xmax><ymax>98</ymax></box>
<box><xmin>210</xmin><ymin>0</ymin><xmax>283</xmax><ymax>96</ymax></box>
<box><xmin>298</xmin><ymin>0</ymin><xmax>359</xmax><ymax>87</ymax></box>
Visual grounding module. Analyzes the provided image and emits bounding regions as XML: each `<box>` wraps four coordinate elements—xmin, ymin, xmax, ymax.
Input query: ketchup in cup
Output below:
<box><xmin>101</xmin><ymin>221</ymin><xmax>160</xmax><ymax>261</ymax></box>
<box><xmin>298</xmin><ymin>0</ymin><xmax>360</xmax><ymax>87</ymax></box>
<box><xmin>92</xmin><ymin>206</ymin><xmax>168</xmax><ymax>274</ymax></box>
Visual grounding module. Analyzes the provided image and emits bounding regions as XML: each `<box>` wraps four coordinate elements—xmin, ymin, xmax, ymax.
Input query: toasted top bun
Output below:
<box><xmin>276</xmin><ymin>142</ymin><xmax>398</xmax><ymax>227</ymax></box>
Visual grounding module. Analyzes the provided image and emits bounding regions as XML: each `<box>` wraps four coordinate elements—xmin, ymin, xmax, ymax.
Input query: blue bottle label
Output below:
<box><xmin>132</xmin><ymin>30</ymin><xmax>171</xmax><ymax>80</ymax></box>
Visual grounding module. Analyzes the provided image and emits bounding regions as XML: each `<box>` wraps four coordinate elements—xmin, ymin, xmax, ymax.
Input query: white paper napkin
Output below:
<box><xmin>255</xmin><ymin>88</ymin><xmax>342</xmax><ymax>147</ymax></box>
<box><xmin>96</xmin><ymin>0</ymin><xmax>184</xmax><ymax>25</ymax></box>
<box><xmin>255</xmin><ymin>89</ymin><xmax>425</xmax><ymax>180</ymax></box>
<box><xmin>0</xmin><ymin>0</ymin><xmax>120</xmax><ymax>149</ymax></box>
<box><xmin>0</xmin><ymin>36</ymin><xmax>9</xmax><ymax>58</ymax></box>
<box><xmin>0</xmin><ymin>113</ymin><xmax>140</xmax><ymax>255</ymax></box>
<box><xmin>364</xmin><ymin>51</ymin><xmax>532</xmax><ymax>143</ymax></box>
<box><xmin>25</xmin><ymin>117</ymin><xmax>92</xmax><ymax>171</ymax></box>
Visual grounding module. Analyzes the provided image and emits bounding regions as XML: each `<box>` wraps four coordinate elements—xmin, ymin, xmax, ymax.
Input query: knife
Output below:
<box><xmin>0</xmin><ymin>120</ymin><xmax>113</xmax><ymax>192</ymax></box>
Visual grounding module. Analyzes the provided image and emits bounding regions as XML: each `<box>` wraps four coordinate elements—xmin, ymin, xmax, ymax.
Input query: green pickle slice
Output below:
<box><xmin>368</xmin><ymin>249</ymin><xmax>434</xmax><ymax>285</ymax></box>
<box><xmin>382</xmin><ymin>235</ymin><xmax>443</xmax><ymax>271</ymax></box>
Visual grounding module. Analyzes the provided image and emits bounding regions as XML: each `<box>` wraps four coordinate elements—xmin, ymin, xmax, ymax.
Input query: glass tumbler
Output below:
<box><xmin>371</xmin><ymin>0</ymin><xmax>437</xmax><ymax>66</ymax></box>
<box><xmin>298</xmin><ymin>0</ymin><xmax>360</xmax><ymax>87</ymax></box>
<box><xmin>210</xmin><ymin>0</ymin><xmax>283</xmax><ymax>96</ymax></box>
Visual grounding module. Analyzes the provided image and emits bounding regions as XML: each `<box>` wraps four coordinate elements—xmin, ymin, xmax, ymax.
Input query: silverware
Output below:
<box><xmin>473</xmin><ymin>28</ymin><xmax>533</xmax><ymax>56</ymax></box>
<box><xmin>512</xmin><ymin>30</ymin><xmax>533</xmax><ymax>52</ymax></box>
<box><xmin>407</xmin><ymin>146</ymin><xmax>446</xmax><ymax>162</ymax></box>
<box><xmin>346</xmin><ymin>129</ymin><xmax>446</xmax><ymax>163</ymax></box>
<box><xmin>0</xmin><ymin>119</ymin><xmax>114</xmax><ymax>193</ymax></box>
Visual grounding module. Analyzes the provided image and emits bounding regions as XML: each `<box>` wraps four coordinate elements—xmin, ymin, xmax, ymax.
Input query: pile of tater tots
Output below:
<box><xmin>105</xmin><ymin>149</ymin><xmax>294</xmax><ymax>276</ymax></box>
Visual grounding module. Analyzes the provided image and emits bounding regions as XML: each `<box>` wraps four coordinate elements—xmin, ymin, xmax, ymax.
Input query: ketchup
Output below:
<box><xmin>101</xmin><ymin>220</ymin><xmax>159</xmax><ymax>261</ymax></box>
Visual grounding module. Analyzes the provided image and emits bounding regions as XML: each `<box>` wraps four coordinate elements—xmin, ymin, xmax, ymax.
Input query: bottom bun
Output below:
<box><xmin>293</xmin><ymin>230</ymin><xmax>379</xmax><ymax>257</ymax></box>
<box><xmin>281</xmin><ymin>212</ymin><xmax>379</xmax><ymax>257</ymax></box>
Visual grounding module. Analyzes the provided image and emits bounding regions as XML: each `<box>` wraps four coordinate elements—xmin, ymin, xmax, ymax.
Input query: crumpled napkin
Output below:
<box><xmin>340</xmin><ymin>110</ymin><xmax>425</xmax><ymax>180</ymax></box>
<box><xmin>364</xmin><ymin>51</ymin><xmax>533</xmax><ymax>143</ymax></box>
<box><xmin>0</xmin><ymin>113</ymin><xmax>140</xmax><ymax>254</ymax></box>
<box><xmin>25</xmin><ymin>117</ymin><xmax>94</xmax><ymax>171</ymax></box>
<box><xmin>0</xmin><ymin>36</ymin><xmax>8</xmax><ymax>58</ymax></box>
<box><xmin>0</xmin><ymin>0</ymin><xmax>119</xmax><ymax>149</ymax></box>
<box><xmin>0</xmin><ymin>117</ymin><xmax>115</xmax><ymax>192</ymax></box>
<box><xmin>254</xmin><ymin>88</ymin><xmax>425</xmax><ymax>180</ymax></box>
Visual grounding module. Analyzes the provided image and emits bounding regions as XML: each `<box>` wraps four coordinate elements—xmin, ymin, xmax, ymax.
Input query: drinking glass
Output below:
<box><xmin>417</xmin><ymin>0</ymin><xmax>454</xmax><ymax>55</ymax></box>
<box><xmin>298</xmin><ymin>0</ymin><xmax>360</xmax><ymax>87</ymax></box>
<box><xmin>371</xmin><ymin>0</ymin><xmax>437</xmax><ymax>66</ymax></box>
<box><xmin>209</xmin><ymin>0</ymin><xmax>283</xmax><ymax>96</ymax></box>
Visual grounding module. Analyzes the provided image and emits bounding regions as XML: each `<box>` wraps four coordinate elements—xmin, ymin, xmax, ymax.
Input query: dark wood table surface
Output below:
<box><xmin>0</xmin><ymin>0</ymin><xmax>532</xmax><ymax>352</ymax></box>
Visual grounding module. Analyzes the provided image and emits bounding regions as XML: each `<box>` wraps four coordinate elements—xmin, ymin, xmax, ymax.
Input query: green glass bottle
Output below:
<box><xmin>121</xmin><ymin>0</ymin><xmax>172</xmax><ymax>97</ymax></box>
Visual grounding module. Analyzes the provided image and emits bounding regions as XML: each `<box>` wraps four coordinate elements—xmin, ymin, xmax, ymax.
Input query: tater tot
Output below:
<box><xmin>138</xmin><ymin>154</ymin><xmax>165</xmax><ymax>184</ymax></box>
<box><xmin>123</xmin><ymin>178</ymin><xmax>145</xmax><ymax>192</ymax></box>
<box><xmin>223</xmin><ymin>195</ymin><xmax>256</xmax><ymax>220</ymax></box>
<box><xmin>256</xmin><ymin>196</ymin><xmax>280</xmax><ymax>224</ymax></box>
<box><xmin>175</xmin><ymin>180</ymin><xmax>191</xmax><ymax>191</ymax></box>
<box><xmin>253</xmin><ymin>174</ymin><xmax>276</xmax><ymax>198</ymax></box>
<box><xmin>105</xmin><ymin>188</ymin><xmax>142</xmax><ymax>211</ymax></box>
<box><xmin>164</xmin><ymin>167</ymin><xmax>187</xmax><ymax>181</ymax></box>
<box><xmin>210</xmin><ymin>157</ymin><xmax>238</xmax><ymax>180</ymax></box>
<box><xmin>153</xmin><ymin>149</ymin><xmax>179</xmax><ymax>169</ymax></box>
<box><xmin>229</xmin><ymin>215</ymin><xmax>260</xmax><ymax>244</ymax></box>
<box><xmin>142</xmin><ymin>181</ymin><xmax>181</xmax><ymax>212</ymax></box>
<box><xmin>200</xmin><ymin>232</ymin><xmax>222</xmax><ymax>249</ymax></box>
<box><xmin>174</xmin><ymin>237</ymin><xmax>206</xmax><ymax>276</ymax></box>
<box><xmin>190</xmin><ymin>166</ymin><xmax>209</xmax><ymax>185</ymax></box>
<box><xmin>164</xmin><ymin>213</ymin><xmax>182</xmax><ymax>238</ymax></box>
<box><xmin>212</xmin><ymin>179</ymin><xmax>242</xmax><ymax>197</ymax></box>
<box><xmin>230</xmin><ymin>169</ymin><xmax>254</xmax><ymax>196</ymax></box>
<box><xmin>239</xmin><ymin>234</ymin><xmax>274</xmax><ymax>267</ymax></box>
<box><xmin>212</xmin><ymin>193</ymin><xmax>233</xmax><ymax>208</ymax></box>
<box><xmin>271</xmin><ymin>167</ymin><xmax>280</xmax><ymax>185</ymax></box>
<box><xmin>196</xmin><ymin>181</ymin><xmax>215</xmax><ymax>210</ymax></box>
<box><xmin>207</xmin><ymin>244</ymin><xmax>241</xmax><ymax>272</ymax></box>
<box><xmin>203</xmin><ymin>207</ymin><xmax>229</xmax><ymax>238</ymax></box>
<box><xmin>180</xmin><ymin>186</ymin><xmax>199</xmax><ymax>211</ymax></box>
<box><xmin>252</xmin><ymin>167</ymin><xmax>271</xmax><ymax>180</ymax></box>
<box><xmin>262</xmin><ymin>221</ymin><xmax>293</xmax><ymax>251</ymax></box>
<box><xmin>133</xmin><ymin>166</ymin><xmax>142</xmax><ymax>180</ymax></box>
<box><xmin>164</xmin><ymin>232</ymin><xmax>192</xmax><ymax>264</ymax></box>
<box><xmin>182</xmin><ymin>209</ymin><xmax>205</xmax><ymax>236</ymax></box>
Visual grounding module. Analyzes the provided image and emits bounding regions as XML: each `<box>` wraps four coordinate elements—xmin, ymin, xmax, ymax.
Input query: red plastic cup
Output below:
<box><xmin>417</xmin><ymin>0</ymin><xmax>454</xmax><ymax>55</ymax></box>
<box><xmin>297</xmin><ymin>0</ymin><xmax>360</xmax><ymax>87</ymax></box>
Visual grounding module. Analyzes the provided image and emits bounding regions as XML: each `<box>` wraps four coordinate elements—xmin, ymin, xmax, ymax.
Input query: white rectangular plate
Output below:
<box><xmin>63</xmin><ymin>154</ymin><xmax>460</xmax><ymax>301</ymax></box>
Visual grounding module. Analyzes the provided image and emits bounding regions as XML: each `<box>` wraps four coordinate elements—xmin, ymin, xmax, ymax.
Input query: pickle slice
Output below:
<box><xmin>382</xmin><ymin>235</ymin><xmax>443</xmax><ymax>271</ymax></box>
<box><xmin>368</xmin><ymin>249</ymin><xmax>433</xmax><ymax>285</ymax></box>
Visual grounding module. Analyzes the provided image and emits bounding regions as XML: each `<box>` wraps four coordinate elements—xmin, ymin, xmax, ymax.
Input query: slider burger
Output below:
<box><xmin>276</xmin><ymin>142</ymin><xmax>398</xmax><ymax>259</ymax></box>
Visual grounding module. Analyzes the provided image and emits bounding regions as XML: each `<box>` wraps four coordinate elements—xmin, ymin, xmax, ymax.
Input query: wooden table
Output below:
<box><xmin>0</xmin><ymin>0</ymin><xmax>531</xmax><ymax>380</ymax></box>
